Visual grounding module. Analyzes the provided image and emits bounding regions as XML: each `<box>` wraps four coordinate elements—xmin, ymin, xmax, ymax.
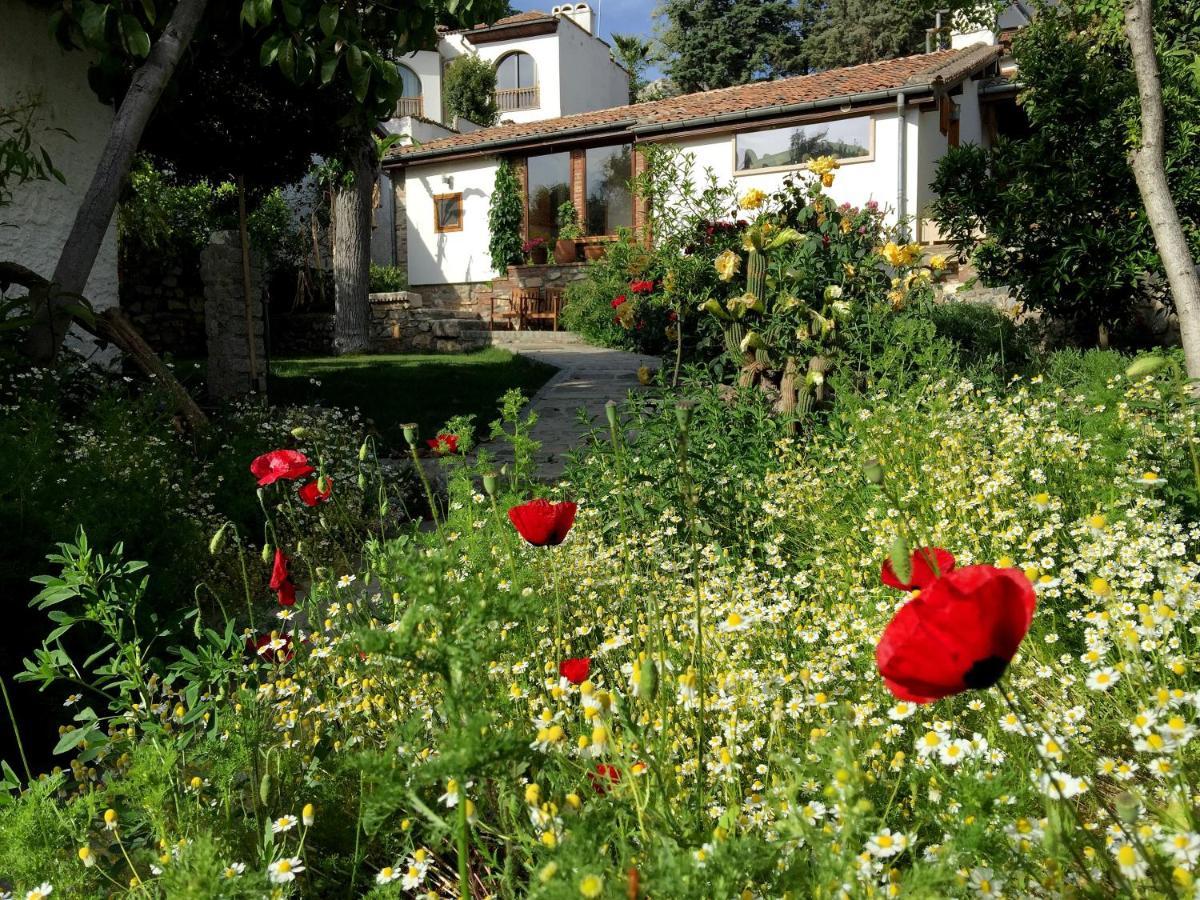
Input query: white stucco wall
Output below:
<box><xmin>668</xmin><ymin>110</ymin><xmax>917</xmax><ymax>228</ymax></box>
<box><xmin>406</xmin><ymin>157</ymin><xmax>500</xmax><ymax>285</ymax></box>
<box><xmin>1</xmin><ymin>0</ymin><xmax>118</xmax><ymax>363</ymax></box>
<box><xmin>556</xmin><ymin>19</ymin><xmax>629</xmax><ymax>113</ymax></box>
<box><xmin>397</xmin><ymin>49</ymin><xmax>443</xmax><ymax>122</ymax></box>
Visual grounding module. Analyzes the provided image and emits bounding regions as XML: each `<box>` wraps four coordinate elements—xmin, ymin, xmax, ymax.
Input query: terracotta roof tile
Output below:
<box><xmin>389</xmin><ymin>45</ymin><xmax>1000</xmax><ymax>163</ymax></box>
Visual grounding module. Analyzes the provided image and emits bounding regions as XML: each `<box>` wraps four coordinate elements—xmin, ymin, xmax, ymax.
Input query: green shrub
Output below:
<box><xmin>368</xmin><ymin>264</ymin><xmax>407</xmax><ymax>293</ymax></box>
<box><xmin>488</xmin><ymin>160</ymin><xmax>524</xmax><ymax>273</ymax></box>
<box><xmin>442</xmin><ymin>54</ymin><xmax>499</xmax><ymax>127</ymax></box>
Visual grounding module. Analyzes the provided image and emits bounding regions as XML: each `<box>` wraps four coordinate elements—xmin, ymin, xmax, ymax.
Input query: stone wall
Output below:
<box><xmin>369</xmin><ymin>291</ymin><xmax>489</xmax><ymax>353</ymax></box>
<box><xmin>202</xmin><ymin>231</ymin><xmax>267</xmax><ymax>400</ymax></box>
<box><xmin>409</xmin><ymin>261</ymin><xmax>591</xmax><ymax>325</ymax></box>
<box><xmin>120</xmin><ymin>256</ymin><xmax>207</xmax><ymax>357</ymax></box>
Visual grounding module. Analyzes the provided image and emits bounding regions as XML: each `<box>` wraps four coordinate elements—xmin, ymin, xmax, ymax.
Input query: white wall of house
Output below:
<box><xmin>406</xmin><ymin>156</ymin><xmax>500</xmax><ymax>285</ymax></box>
<box><xmin>0</xmin><ymin>1</ymin><xmax>118</xmax><ymax>364</ymax></box>
<box><xmin>669</xmin><ymin>109</ymin><xmax>922</xmax><ymax>229</ymax></box>
<box><xmin>397</xmin><ymin>49</ymin><xmax>443</xmax><ymax>121</ymax></box>
<box><xmin>556</xmin><ymin>20</ymin><xmax>629</xmax><ymax>113</ymax></box>
<box><xmin>476</xmin><ymin>32</ymin><xmax>563</xmax><ymax>123</ymax></box>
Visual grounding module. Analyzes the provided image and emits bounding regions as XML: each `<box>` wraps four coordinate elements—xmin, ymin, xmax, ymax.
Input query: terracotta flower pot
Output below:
<box><xmin>554</xmin><ymin>239</ymin><xmax>577</xmax><ymax>264</ymax></box>
<box><xmin>530</xmin><ymin>244</ymin><xmax>548</xmax><ymax>265</ymax></box>
<box><xmin>583</xmin><ymin>243</ymin><xmax>607</xmax><ymax>261</ymax></box>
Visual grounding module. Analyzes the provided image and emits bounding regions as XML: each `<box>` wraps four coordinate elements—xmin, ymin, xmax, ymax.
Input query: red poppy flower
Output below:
<box><xmin>426</xmin><ymin>433</ymin><xmax>459</xmax><ymax>455</ymax></box>
<box><xmin>250</xmin><ymin>449</ymin><xmax>314</xmax><ymax>486</ymax></box>
<box><xmin>881</xmin><ymin>547</ymin><xmax>956</xmax><ymax>592</ymax></box>
<box><xmin>298</xmin><ymin>478</ymin><xmax>333</xmax><ymax>506</ymax></box>
<box><xmin>269</xmin><ymin>549</ymin><xmax>297</xmax><ymax>606</ymax></box>
<box><xmin>589</xmin><ymin>763</ymin><xmax>621</xmax><ymax>795</ymax></box>
<box><xmin>630</xmin><ymin>280</ymin><xmax>655</xmax><ymax>294</ymax></box>
<box><xmin>246</xmin><ymin>633</ymin><xmax>294</xmax><ymax>664</ymax></box>
<box><xmin>507</xmin><ymin>499</ymin><xmax>577</xmax><ymax>546</ymax></box>
<box><xmin>559</xmin><ymin>657</ymin><xmax>590</xmax><ymax>685</ymax></box>
<box><xmin>876</xmin><ymin>564</ymin><xmax>1036</xmax><ymax>703</ymax></box>
<box><xmin>611</xmin><ymin>294</ymin><xmax>628</xmax><ymax>309</ymax></box>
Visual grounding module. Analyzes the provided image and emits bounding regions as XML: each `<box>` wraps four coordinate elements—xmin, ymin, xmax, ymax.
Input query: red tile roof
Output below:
<box><xmin>387</xmin><ymin>44</ymin><xmax>1001</xmax><ymax>164</ymax></box>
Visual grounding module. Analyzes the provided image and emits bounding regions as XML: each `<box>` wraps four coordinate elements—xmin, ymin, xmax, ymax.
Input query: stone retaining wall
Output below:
<box><xmin>368</xmin><ymin>291</ymin><xmax>489</xmax><ymax>353</ymax></box>
<box><xmin>409</xmin><ymin>261</ymin><xmax>591</xmax><ymax>326</ymax></box>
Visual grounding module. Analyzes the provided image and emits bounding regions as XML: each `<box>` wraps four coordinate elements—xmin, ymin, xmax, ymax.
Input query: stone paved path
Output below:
<box><xmin>485</xmin><ymin>331</ymin><xmax>660</xmax><ymax>481</ymax></box>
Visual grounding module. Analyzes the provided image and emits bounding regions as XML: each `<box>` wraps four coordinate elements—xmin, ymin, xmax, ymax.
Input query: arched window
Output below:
<box><xmin>495</xmin><ymin>52</ymin><xmax>538</xmax><ymax>110</ymax></box>
<box><xmin>395</xmin><ymin>64</ymin><xmax>423</xmax><ymax>117</ymax></box>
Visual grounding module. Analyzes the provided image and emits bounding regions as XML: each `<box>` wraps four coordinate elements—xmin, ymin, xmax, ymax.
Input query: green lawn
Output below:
<box><xmin>268</xmin><ymin>348</ymin><xmax>555</xmax><ymax>451</ymax></box>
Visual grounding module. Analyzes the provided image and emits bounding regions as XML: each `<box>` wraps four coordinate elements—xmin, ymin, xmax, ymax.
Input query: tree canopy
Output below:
<box><xmin>443</xmin><ymin>55</ymin><xmax>500</xmax><ymax>127</ymax></box>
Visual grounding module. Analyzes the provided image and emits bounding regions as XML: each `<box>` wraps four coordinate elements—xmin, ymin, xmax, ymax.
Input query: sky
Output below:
<box><xmin>509</xmin><ymin>0</ymin><xmax>664</xmax><ymax>78</ymax></box>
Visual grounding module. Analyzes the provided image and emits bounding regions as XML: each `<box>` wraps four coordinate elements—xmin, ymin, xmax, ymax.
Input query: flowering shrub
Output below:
<box><xmin>4</xmin><ymin>343</ymin><xmax>1200</xmax><ymax>899</ymax></box>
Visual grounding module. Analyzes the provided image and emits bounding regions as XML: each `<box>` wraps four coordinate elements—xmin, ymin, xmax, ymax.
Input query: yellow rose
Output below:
<box><xmin>714</xmin><ymin>249</ymin><xmax>741</xmax><ymax>282</ymax></box>
<box><xmin>806</xmin><ymin>155</ymin><xmax>840</xmax><ymax>177</ymax></box>
<box><xmin>738</xmin><ymin>188</ymin><xmax>768</xmax><ymax>210</ymax></box>
<box><xmin>929</xmin><ymin>254</ymin><xmax>946</xmax><ymax>271</ymax></box>
<box><xmin>881</xmin><ymin>242</ymin><xmax>905</xmax><ymax>267</ymax></box>
<box><xmin>821</xmin><ymin>173</ymin><xmax>835</xmax><ymax>188</ymax></box>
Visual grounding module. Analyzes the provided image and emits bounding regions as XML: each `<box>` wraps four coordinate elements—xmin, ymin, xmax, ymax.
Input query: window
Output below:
<box><xmin>526</xmin><ymin>152</ymin><xmax>570</xmax><ymax>241</ymax></box>
<box><xmin>434</xmin><ymin>193</ymin><xmax>463</xmax><ymax>233</ymax></box>
<box><xmin>496</xmin><ymin>52</ymin><xmax>538</xmax><ymax>110</ymax></box>
<box><xmin>395</xmin><ymin>64</ymin><xmax>423</xmax><ymax>117</ymax></box>
<box><xmin>734</xmin><ymin>116</ymin><xmax>872</xmax><ymax>173</ymax></box>
<box><xmin>585</xmin><ymin>144</ymin><xmax>632</xmax><ymax>236</ymax></box>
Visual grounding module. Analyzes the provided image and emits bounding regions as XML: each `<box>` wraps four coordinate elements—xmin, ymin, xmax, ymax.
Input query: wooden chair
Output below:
<box><xmin>516</xmin><ymin>287</ymin><xmax>563</xmax><ymax>331</ymax></box>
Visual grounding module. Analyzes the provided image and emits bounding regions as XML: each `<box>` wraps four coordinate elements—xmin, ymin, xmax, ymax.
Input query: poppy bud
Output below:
<box><xmin>291</xmin><ymin>427</ymin><xmax>309</xmax><ymax>439</ymax></box>
<box><xmin>209</xmin><ymin>523</ymin><xmax>229</xmax><ymax>556</ymax></box>
<box><xmin>261</xmin><ymin>544</ymin><xmax>272</xmax><ymax>564</ymax></box>
<box><xmin>483</xmin><ymin>472</ymin><xmax>498</xmax><ymax>497</ymax></box>
<box><xmin>357</xmin><ymin>473</ymin><xmax>366</xmax><ymax>491</ymax></box>
<box><xmin>401</xmin><ymin>423</ymin><xmax>418</xmax><ymax>447</ymax></box>
<box><xmin>863</xmin><ymin>458</ymin><xmax>884</xmax><ymax>484</ymax></box>
<box><xmin>638</xmin><ymin>658</ymin><xmax>659</xmax><ymax>701</ymax></box>
<box><xmin>675</xmin><ymin>400</ymin><xmax>694</xmax><ymax>432</ymax></box>
<box><xmin>889</xmin><ymin>535</ymin><xmax>912</xmax><ymax>586</ymax></box>
<box><xmin>605</xmin><ymin>400</ymin><xmax>619</xmax><ymax>429</ymax></box>
<box><xmin>1125</xmin><ymin>355</ymin><xmax>1168</xmax><ymax>379</ymax></box>
<box><xmin>1114</xmin><ymin>791</ymin><xmax>1140</xmax><ymax>823</ymax></box>
<box><xmin>359</xmin><ymin>439</ymin><xmax>370</xmax><ymax>461</ymax></box>
<box><xmin>317</xmin><ymin>475</ymin><xmax>329</xmax><ymax>494</ymax></box>
<box><xmin>380</xmin><ymin>501</ymin><xmax>389</xmax><ymax>517</ymax></box>
<box><xmin>259</xmin><ymin>772</ymin><xmax>271</xmax><ymax>806</ymax></box>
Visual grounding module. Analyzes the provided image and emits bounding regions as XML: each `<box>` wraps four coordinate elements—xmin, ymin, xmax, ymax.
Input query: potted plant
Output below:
<box><xmin>583</xmin><ymin>239</ymin><xmax>608</xmax><ymax>262</ymax></box>
<box><xmin>523</xmin><ymin>237</ymin><xmax>548</xmax><ymax>265</ymax></box>
<box><xmin>555</xmin><ymin>201</ymin><xmax>582</xmax><ymax>264</ymax></box>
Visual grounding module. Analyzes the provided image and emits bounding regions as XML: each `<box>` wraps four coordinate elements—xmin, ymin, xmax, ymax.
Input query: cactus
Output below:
<box><xmin>778</xmin><ymin>356</ymin><xmax>799</xmax><ymax>415</ymax></box>
<box><xmin>746</xmin><ymin>248</ymin><xmax>767</xmax><ymax>304</ymax></box>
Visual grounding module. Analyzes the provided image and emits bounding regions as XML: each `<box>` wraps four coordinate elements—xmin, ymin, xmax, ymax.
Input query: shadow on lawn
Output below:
<box><xmin>268</xmin><ymin>348</ymin><xmax>555</xmax><ymax>452</ymax></box>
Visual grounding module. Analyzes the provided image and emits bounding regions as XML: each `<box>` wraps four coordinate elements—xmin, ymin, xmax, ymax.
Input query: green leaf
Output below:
<box><xmin>52</xmin><ymin>726</ymin><xmax>92</xmax><ymax>755</ymax></box>
<box><xmin>140</xmin><ymin>0</ymin><xmax>156</xmax><ymax>26</ymax></box>
<box><xmin>259</xmin><ymin>31</ymin><xmax>283</xmax><ymax>66</ymax></box>
<box><xmin>318</xmin><ymin>2</ymin><xmax>338</xmax><ymax>36</ymax></box>
<box><xmin>255</xmin><ymin>0</ymin><xmax>273</xmax><ymax>26</ymax></box>
<box><xmin>119</xmin><ymin>14</ymin><xmax>151</xmax><ymax>58</ymax></box>
<box><xmin>281</xmin><ymin>0</ymin><xmax>301</xmax><ymax>26</ymax></box>
<box><xmin>277</xmin><ymin>39</ymin><xmax>296</xmax><ymax>80</ymax></box>
<box><xmin>241</xmin><ymin>0</ymin><xmax>257</xmax><ymax>27</ymax></box>
<box><xmin>889</xmin><ymin>535</ymin><xmax>912</xmax><ymax>585</ymax></box>
<box><xmin>80</xmin><ymin>2</ymin><xmax>110</xmax><ymax>45</ymax></box>
<box><xmin>346</xmin><ymin>44</ymin><xmax>363</xmax><ymax>79</ymax></box>
<box><xmin>319</xmin><ymin>52</ymin><xmax>339</xmax><ymax>84</ymax></box>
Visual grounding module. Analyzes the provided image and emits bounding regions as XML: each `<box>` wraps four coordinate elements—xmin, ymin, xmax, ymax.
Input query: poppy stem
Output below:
<box><xmin>0</xmin><ymin>674</ymin><xmax>31</xmax><ymax>783</ymax></box>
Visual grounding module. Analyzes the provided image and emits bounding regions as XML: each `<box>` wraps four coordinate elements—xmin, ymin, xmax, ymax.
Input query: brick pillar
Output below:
<box><xmin>570</xmin><ymin>149</ymin><xmax>586</xmax><ymax>230</ymax></box>
<box><xmin>393</xmin><ymin>176</ymin><xmax>408</xmax><ymax>273</ymax></box>
<box><xmin>632</xmin><ymin>144</ymin><xmax>652</xmax><ymax>247</ymax></box>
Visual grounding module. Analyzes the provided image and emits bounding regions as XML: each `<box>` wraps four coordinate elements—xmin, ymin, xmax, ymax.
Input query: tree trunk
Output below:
<box><xmin>236</xmin><ymin>175</ymin><xmax>260</xmax><ymax>385</ymax></box>
<box><xmin>25</xmin><ymin>0</ymin><xmax>210</xmax><ymax>364</ymax></box>
<box><xmin>332</xmin><ymin>132</ymin><xmax>376</xmax><ymax>354</ymax></box>
<box><xmin>1124</xmin><ymin>0</ymin><xmax>1200</xmax><ymax>380</ymax></box>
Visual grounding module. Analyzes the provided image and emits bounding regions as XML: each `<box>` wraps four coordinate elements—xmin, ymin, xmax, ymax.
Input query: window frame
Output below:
<box><xmin>433</xmin><ymin>192</ymin><xmax>464</xmax><ymax>234</ymax></box>
<box><xmin>495</xmin><ymin>51</ymin><xmax>537</xmax><ymax>90</ymax></box>
<box><xmin>583</xmin><ymin>143</ymin><xmax>634</xmax><ymax>238</ymax></box>
<box><xmin>396</xmin><ymin>63</ymin><xmax>422</xmax><ymax>99</ymax></box>
<box><xmin>731</xmin><ymin>114</ymin><xmax>876</xmax><ymax>177</ymax></box>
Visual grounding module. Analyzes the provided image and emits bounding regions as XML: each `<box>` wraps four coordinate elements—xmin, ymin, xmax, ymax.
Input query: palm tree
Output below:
<box><xmin>611</xmin><ymin>33</ymin><xmax>652</xmax><ymax>103</ymax></box>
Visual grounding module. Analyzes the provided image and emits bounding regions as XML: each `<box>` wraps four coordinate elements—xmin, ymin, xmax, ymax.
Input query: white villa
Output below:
<box><xmin>377</xmin><ymin>10</ymin><xmax>1027</xmax><ymax>324</ymax></box>
<box><xmin>370</xmin><ymin>5</ymin><xmax>630</xmax><ymax>268</ymax></box>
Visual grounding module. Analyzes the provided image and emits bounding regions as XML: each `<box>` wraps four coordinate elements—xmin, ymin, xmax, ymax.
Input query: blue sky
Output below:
<box><xmin>510</xmin><ymin>0</ymin><xmax>663</xmax><ymax>78</ymax></box>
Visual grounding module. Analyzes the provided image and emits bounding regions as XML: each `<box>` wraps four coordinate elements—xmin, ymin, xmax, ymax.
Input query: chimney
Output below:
<box><xmin>553</xmin><ymin>2</ymin><xmax>595</xmax><ymax>36</ymax></box>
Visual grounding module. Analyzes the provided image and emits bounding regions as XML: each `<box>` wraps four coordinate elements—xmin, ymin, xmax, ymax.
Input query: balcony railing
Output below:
<box><xmin>496</xmin><ymin>85</ymin><xmax>539</xmax><ymax>112</ymax></box>
<box><xmin>394</xmin><ymin>96</ymin><xmax>424</xmax><ymax>118</ymax></box>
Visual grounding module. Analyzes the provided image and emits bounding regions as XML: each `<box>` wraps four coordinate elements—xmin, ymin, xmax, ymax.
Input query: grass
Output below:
<box><xmin>268</xmin><ymin>348</ymin><xmax>555</xmax><ymax>450</ymax></box>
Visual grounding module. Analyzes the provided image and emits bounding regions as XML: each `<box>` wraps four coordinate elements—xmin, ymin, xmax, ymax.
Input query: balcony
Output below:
<box><xmin>496</xmin><ymin>85</ymin><xmax>539</xmax><ymax>112</ymax></box>
<box><xmin>394</xmin><ymin>96</ymin><xmax>424</xmax><ymax>118</ymax></box>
